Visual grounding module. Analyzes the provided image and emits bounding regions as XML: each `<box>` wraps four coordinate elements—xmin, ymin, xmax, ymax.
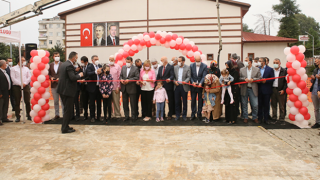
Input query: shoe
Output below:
<box><xmin>183</xmin><ymin>117</ymin><xmax>187</xmax><ymax>121</ymax></box>
<box><xmin>264</xmin><ymin>121</ymin><xmax>271</xmax><ymax>125</ymax></box>
<box><xmin>254</xmin><ymin>119</ymin><xmax>259</xmax><ymax>124</ymax></box>
<box><xmin>160</xmin><ymin>117</ymin><xmax>164</xmax><ymax>121</ymax></box>
<box><xmin>27</xmin><ymin>116</ymin><xmax>31</xmax><ymax>121</ymax></box>
<box><xmin>69</xmin><ymin>127</ymin><xmax>74</xmax><ymax>130</ymax></box>
<box><xmin>75</xmin><ymin>117</ymin><xmax>80</xmax><ymax>121</ymax></box>
<box><xmin>280</xmin><ymin>121</ymin><xmax>286</xmax><ymax>126</ymax></box>
<box><xmin>15</xmin><ymin>118</ymin><xmax>20</xmax><ymax>122</ymax></box>
<box><xmin>90</xmin><ymin>118</ymin><xmax>95</xmax><ymax>123</ymax></box>
<box><xmin>221</xmin><ymin>101</ymin><xmax>224</xmax><ymax>104</ymax></box>
<box><xmin>230</xmin><ymin>100</ymin><xmax>234</xmax><ymax>104</ymax></box>
<box><xmin>156</xmin><ymin>118</ymin><xmax>160</xmax><ymax>122</ymax></box>
<box><xmin>196</xmin><ymin>117</ymin><xmax>201</xmax><ymax>121</ymax></box>
<box><xmin>0</xmin><ymin>122</ymin><xmax>3</xmax><ymax>125</ymax></box>
<box><xmin>244</xmin><ymin>119</ymin><xmax>248</xmax><ymax>123</ymax></box>
<box><xmin>84</xmin><ymin>116</ymin><xmax>88</xmax><ymax>120</ymax></box>
<box><xmin>98</xmin><ymin>117</ymin><xmax>103</xmax><ymax>122</ymax></box>
<box><xmin>202</xmin><ymin>118</ymin><xmax>206</xmax><ymax>122</ymax></box>
<box><xmin>191</xmin><ymin>117</ymin><xmax>196</xmax><ymax>121</ymax></box>
<box><xmin>132</xmin><ymin>116</ymin><xmax>138</xmax><ymax>122</ymax></box>
<box><xmin>62</xmin><ymin>129</ymin><xmax>76</xmax><ymax>134</ymax></box>
<box><xmin>143</xmin><ymin>117</ymin><xmax>149</xmax><ymax>121</ymax></box>
<box><xmin>175</xmin><ymin>117</ymin><xmax>180</xmax><ymax>121</ymax></box>
<box><xmin>205</xmin><ymin>118</ymin><xmax>210</xmax><ymax>123</ymax></box>
<box><xmin>167</xmin><ymin>116</ymin><xmax>172</xmax><ymax>120</ymax></box>
<box><xmin>71</xmin><ymin>116</ymin><xmax>75</xmax><ymax>120</ymax></box>
<box><xmin>2</xmin><ymin>119</ymin><xmax>13</xmax><ymax>122</ymax></box>
<box><xmin>123</xmin><ymin>117</ymin><xmax>130</xmax><ymax>122</ymax></box>
<box><xmin>311</xmin><ymin>123</ymin><xmax>320</xmax><ymax>128</ymax></box>
<box><xmin>102</xmin><ymin>119</ymin><xmax>107</xmax><ymax>124</ymax></box>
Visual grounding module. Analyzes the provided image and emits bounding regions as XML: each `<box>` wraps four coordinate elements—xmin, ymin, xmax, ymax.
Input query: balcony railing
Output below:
<box><xmin>39</xmin><ymin>45</ymin><xmax>47</xmax><ymax>49</ymax></box>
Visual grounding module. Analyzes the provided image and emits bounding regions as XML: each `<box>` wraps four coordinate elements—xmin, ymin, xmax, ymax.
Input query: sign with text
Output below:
<box><xmin>299</xmin><ymin>35</ymin><xmax>309</xmax><ymax>42</ymax></box>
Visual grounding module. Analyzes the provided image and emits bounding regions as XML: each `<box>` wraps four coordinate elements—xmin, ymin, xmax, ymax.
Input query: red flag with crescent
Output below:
<box><xmin>81</xmin><ymin>23</ymin><xmax>93</xmax><ymax>47</ymax></box>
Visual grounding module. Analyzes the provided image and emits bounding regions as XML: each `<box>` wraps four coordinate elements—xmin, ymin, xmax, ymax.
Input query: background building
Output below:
<box><xmin>38</xmin><ymin>16</ymin><xmax>65</xmax><ymax>49</ymax></box>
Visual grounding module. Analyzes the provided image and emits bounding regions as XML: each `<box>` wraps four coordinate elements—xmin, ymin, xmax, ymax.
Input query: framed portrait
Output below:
<box><xmin>107</xmin><ymin>22</ymin><xmax>120</xmax><ymax>46</ymax></box>
<box><xmin>93</xmin><ymin>23</ymin><xmax>107</xmax><ymax>46</ymax></box>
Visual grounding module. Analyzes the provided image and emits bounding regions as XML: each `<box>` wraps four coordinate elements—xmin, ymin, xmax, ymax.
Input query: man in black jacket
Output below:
<box><xmin>157</xmin><ymin>56</ymin><xmax>175</xmax><ymax>120</ymax></box>
<box><xmin>270</xmin><ymin>58</ymin><xmax>287</xmax><ymax>125</ymax></box>
<box><xmin>57</xmin><ymin>52</ymin><xmax>83</xmax><ymax>133</ymax></box>
<box><xmin>0</xmin><ymin>60</ymin><xmax>11</xmax><ymax>125</ymax></box>
<box><xmin>310</xmin><ymin>58</ymin><xmax>320</xmax><ymax>128</ymax></box>
<box><xmin>5</xmin><ymin>58</ymin><xmax>15</xmax><ymax>111</ymax></box>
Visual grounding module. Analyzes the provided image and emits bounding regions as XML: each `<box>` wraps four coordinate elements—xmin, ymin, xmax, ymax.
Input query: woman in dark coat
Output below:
<box><xmin>223</xmin><ymin>60</ymin><xmax>240</xmax><ymax>124</ymax></box>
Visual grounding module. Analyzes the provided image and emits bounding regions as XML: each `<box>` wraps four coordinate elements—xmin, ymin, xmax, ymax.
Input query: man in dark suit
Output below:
<box><xmin>258</xmin><ymin>57</ymin><xmax>275</xmax><ymax>125</ymax></box>
<box><xmin>157</xmin><ymin>56</ymin><xmax>175</xmax><ymax>120</ymax></box>
<box><xmin>5</xmin><ymin>58</ymin><xmax>15</xmax><ymax>112</ymax></box>
<box><xmin>190</xmin><ymin>55</ymin><xmax>207</xmax><ymax>120</ymax></box>
<box><xmin>120</xmin><ymin>57</ymin><xmax>140</xmax><ymax>122</ymax></box>
<box><xmin>271</xmin><ymin>58</ymin><xmax>287</xmax><ymax>125</ymax></box>
<box><xmin>107</xmin><ymin>24</ymin><xmax>119</xmax><ymax>46</ymax></box>
<box><xmin>135</xmin><ymin>59</ymin><xmax>142</xmax><ymax>117</ymax></box>
<box><xmin>83</xmin><ymin>55</ymin><xmax>102</xmax><ymax>122</ymax></box>
<box><xmin>57</xmin><ymin>52</ymin><xmax>83</xmax><ymax>133</ymax></box>
<box><xmin>93</xmin><ymin>24</ymin><xmax>106</xmax><ymax>46</ymax></box>
<box><xmin>0</xmin><ymin>60</ymin><xmax>11</xmax><ymax>125</ymax></box>
<box><xmin>80</xmin><ymin>56</ymin><xmax>90</xmax><ymax>120</ymax></box>
<box><xmin>73</xmin><ymin>62</ymin><xmax>82</xmax><ymax>121</ymax></box>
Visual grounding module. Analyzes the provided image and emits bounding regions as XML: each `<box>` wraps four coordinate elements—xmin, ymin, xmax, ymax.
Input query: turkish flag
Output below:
<box><xmin>81</xmin><ymin>23</ymin><xmax>93</xmax><ymax>47</ymax></box>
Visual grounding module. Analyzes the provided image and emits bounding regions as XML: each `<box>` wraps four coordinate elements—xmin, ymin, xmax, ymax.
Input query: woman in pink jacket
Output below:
<box><xmin>137</xmin><ymin>60</ymin><xmax>156</xmax><ymax>121</ymax></box>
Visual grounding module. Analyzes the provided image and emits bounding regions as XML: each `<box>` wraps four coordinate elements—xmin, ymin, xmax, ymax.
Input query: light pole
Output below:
<box><xmin>306</xmin><ymin>31</ymin><xmax>314</xmax><ymax>63</ymax></box>
<box><xmin>2</xmin><ymin>0</ymin><xmax>12</xmax><ymax>58</ymax></box>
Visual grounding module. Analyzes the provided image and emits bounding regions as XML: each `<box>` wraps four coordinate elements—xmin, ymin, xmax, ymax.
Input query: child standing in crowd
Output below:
<box><xmin>153</xmin><ymin>81</ymin><xmax>168</xmax><ymax>122</ymax></box>
<box><xmin>220</xmin><ymin>69</ymin><xmax>234</xmax><ymax>104</ymax></box>
<box><xmin>202</xmin><ymin>85</ymin><xmax>216</xmax><ymax>123</ymax></box>
<box><xmin>99</xmin><ymin>64</ymin><xmax>114</xmax><ymax>124</ymax></box>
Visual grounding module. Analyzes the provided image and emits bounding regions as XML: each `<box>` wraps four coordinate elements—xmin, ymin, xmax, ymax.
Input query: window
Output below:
<box><xmin>57</xmin><ymin>32</ymin><xmax>61</xmax><ymax>36</ymax></box>
<box><xmin>49</xmin><ymin>24</ymin><xmax>53</xmax><ymax>28</ymax></box>
<box><xmin>49</xmin><ymin>40</ymin><xmax>53</xmax><ymax>45</ymax></box>
<box><xmin>248</xmin><ymin>53</ymin><xmax>255</xmax><ymax>59</ymax></box>
<box><xmin>228</xmin><ymin>53</ymin><xmax>232</xmax><ymax>60</ymax></box>
<box><xmin>57</xmin><ymin>40</ymin><xmax>61</xmax><ymax>45</ymax></box>
<box><xmin>49</xmin><ymin>32</ymin><xmax>53</xmax><ymax>36</ymax></box>
<box><xmin>207</xmin><ymin>54</ymin><xmax>214</xmax><ymax>61</ymax></box>
<box><xmin>56</xmin><ymin>24</ymin><xmax>60</xmax><ymax>28</ymax></box>
<box><xmin>42</xmin><ymin>25</ymin><xmax>46</xmax><ymax>29</ymax></box>
<box><xmin>43</xmin><ymin>41</ymin><xmax>47</xmax><ymax>45</ymax></box>
<box><xmin>63</xmin><ymin>32</ymin><xmax>65</xmax><ymax>37</ymax></box>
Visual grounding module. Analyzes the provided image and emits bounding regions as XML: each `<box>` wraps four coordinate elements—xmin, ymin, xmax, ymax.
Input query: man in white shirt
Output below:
<box><xmin>10</xmin><ymin>57</ymin><xmax>31</xmax><ymax>122</ymax></box>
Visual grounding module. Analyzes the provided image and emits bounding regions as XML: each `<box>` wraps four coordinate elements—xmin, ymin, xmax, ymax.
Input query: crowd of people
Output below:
<box><xmin>1</xmin><ymin>52</ymin><xmax>320</xmax><ymax>133</ymax></box>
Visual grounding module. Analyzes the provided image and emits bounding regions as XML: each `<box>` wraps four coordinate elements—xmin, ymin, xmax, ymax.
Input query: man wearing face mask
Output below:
<box><xmin>270</xmin><ymin>58</ymin><xmax>287</xmax><ymax>125</ymax></box>
<box><xmin>5</xmin><ymin>58</ymin><xmax>15</xmax><ymax>112</ymax></box>
<box><xmin>80</xmin><ymin>56</ymin><xmax>90</xmax><ymax>120</ymax></box>
<box><xmin>190</xmin><ymin>55</ymin><xmax>207</xmax><ymax>120</ymax></box>
<box><xmin>253</xmin><ymin>57</ymin><xmax>260</xmax><ymax>68</ymax></box>
<box><xmin>73</xmin><ymin>61</ymin><xmax>82</xmax><ymax>121</ymax></box>
<box><xmin>134</xmin><ymin>59</ymin><xmax>143</xmax><ymax>117</ymax></box>
<box><xmin>309</xmin><ymin>58</ymin><xmax>320</xmax><ymax>128</ymax></box>
<box><xmin>49</xmin><ymin>52</ymin><xmax>64</xmax><ymax>121</ymax></box>
<box><xmin>108</xmin><ymin>55</ymin><xmax>121</xmax><ymax>119</ymax></box>
<box><xmin>120</xmin><ymin>57</ymin><xmax>140</xmax><ymax>122</ymax></box>
<box><xmin>57</xmin><ymin>52</ymin><xmax>83</xmax><ymax>133</ymax></box>
<box><xmin>171</xmin><ymin>57</ymin><xmax>178</xmax><ymax>66</ymax></box>
<box><xmin>11</xmin><ymin>57</ymin><xmax>32</xmax><ymax>122</ymax></box>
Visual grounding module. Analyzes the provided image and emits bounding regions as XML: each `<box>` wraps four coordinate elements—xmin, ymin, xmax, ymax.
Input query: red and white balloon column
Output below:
<box><xmin>29</xmin><ymin>50</ymin><xmax>51</xmax><ymax>124</ymax></box>
<box><xmin>113</xmin><ymin>31</ymin><xmax>206</xmax><ymax>67</ymax></box>
<box><xmin>285</xmin><ymin>45</ymin><xmax>310</xmax><ymax>128</ymax></box>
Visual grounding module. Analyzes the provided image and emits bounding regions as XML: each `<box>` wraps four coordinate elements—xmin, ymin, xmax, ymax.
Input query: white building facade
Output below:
<box><xmin>38</xmin><ymin>16</ymin><xmax>65</xmax><ymax>49</ymax></box>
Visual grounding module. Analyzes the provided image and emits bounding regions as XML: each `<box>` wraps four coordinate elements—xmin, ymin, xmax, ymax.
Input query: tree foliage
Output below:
<box><xmin>46</xmin><ymin>44</ymin><xmax>66</xmax><ymax>63</ymax></box>
<box><xmin>295</xmin><ymin>14</ymin><xmax>320</xmax><ymax>36</ymax></box>
<box><xmin>0</xmin><ymin>43</ymin><xmax>20</xmax><ymax>65</ymax></box>
<box><xmin>243</xmin><ymin>23</ymin><xmax>254</xmax><ymax>33</ymax></box>
<box><xmin>272</xmin><ymin>0</ymin><xmax>301</xmax><ymax>17</ymax></box>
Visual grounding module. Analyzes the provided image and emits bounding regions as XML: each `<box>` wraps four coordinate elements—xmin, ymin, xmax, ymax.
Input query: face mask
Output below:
<box><xmin>196</xmin><ymin>62</ymin><xmax>201</xmax><ymax>66</ymax></box>
<box><xmin>74</xmin><ymin>65</ymin><xmax>79</xmax><ymax>68</ymax></box>
<box><xmin>106</xmin><ymin>71</ymin><xmax>110</xmax><ymax>75</ymax></box>
<box><xmin>169</xmin><ymin>61</ymin><xmax>174</xmax><ymax>65</ymax></box>
<box><xmin>145</xmin><ymin>67</ymin><xmax>150</xmax><ymax>70</ymax></box>
<box><xmin>153</xmin><ymin>64</ymin><xmax>158</xmax><ymax>69</ymax></box>
<box><xmin>8</xmin><ymin>62</ymin><xmax>13</xmax><ymax>66</ymax></box>
<box><xmin>95</xmin><ymin>61</ymin><xmax>100</xmax><ymax>65</ymax></box>
<box><xmin>54</xmin><ymin>57</ymin><xmax>60</xmax><ymax>62</ymax></box>
<box><xmin>109</xmin><ymin>62</ymin><xmax>114</xmax><ymax>66</ymax></box>
<box><xmin>244</xmin><ymin>62</ymin><xmax>249</xmax><ymax>67</ymax></box>
<box><xmin>178</xmin><ymin>62</ymin><xmax>182</xmax><ymax>67</ymax></box>
<box><xmin>273</xmin><ymin>64</ymin><xmax>279</xmax><ymax>69</ymax></box>
<box><xmin>126</xmin><ymin>63</ymin><xmax>131</xmax><ymax>68</ymax></box>
<box><xmin>22</xmin><ymin>62</ymin><xmax>27</xmax><ymax>66</ymax></box>
<box><xmin>159</xmin><ymin>61</ymin><xmax>163</xmax><ymax>66</ymax></box>
<box><xmin>80</xmin><ymin>63</ymin><xmax>85</xmax><ymax>66</ymax></box>
<box><xmin>257</xmin><ymin>62</ymin><xmax>261</xmax><ymax>67</ymax></box>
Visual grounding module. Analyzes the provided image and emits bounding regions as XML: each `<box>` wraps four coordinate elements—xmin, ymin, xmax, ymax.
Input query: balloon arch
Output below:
<box><xmin>112</xmin><ymin>31</ymin><xmax>206</xmax><ymax>67</ymax></box>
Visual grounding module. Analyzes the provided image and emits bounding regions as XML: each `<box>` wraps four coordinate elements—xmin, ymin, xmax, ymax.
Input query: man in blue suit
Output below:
<box><xmin>190</xmin><ymin>55</ymin><xmax>207</xmax><ymax>120</ymax></box>
<box><xmin>258</xmin><ymin>57</ymin><xmax>274</xmax><ymax>124</ymax></box>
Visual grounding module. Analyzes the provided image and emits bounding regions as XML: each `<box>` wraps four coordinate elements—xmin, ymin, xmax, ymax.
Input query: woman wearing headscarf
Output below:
<box><xmin>223</xmin><ymin>60</ymin><xmax>240</xmax><ymax>124</ymax></box>
<box><xmin>203</xmin><ymin>75</ymin><xmax>222</xmax><ymax>121</ymax></box>
<box><xmin>208</xmin><ymin>60</ymin><xmax>221</xmax><ymax>78</ymax></box>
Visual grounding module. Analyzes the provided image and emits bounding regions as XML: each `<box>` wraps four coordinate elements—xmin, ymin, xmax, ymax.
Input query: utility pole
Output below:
<box><xmin>216</xmin><ymin>0</ymin><xmax>222</xmax><ymax>68</ymax></box>
<box><xmin>2</xmin><ymin>0</ymin><xmax>12</xmax><ymax>58</ymax></box>
<box><xmin>306</xmin><ymin>31</ymin><xmax>314</xmax><ymax>63</ymax></box>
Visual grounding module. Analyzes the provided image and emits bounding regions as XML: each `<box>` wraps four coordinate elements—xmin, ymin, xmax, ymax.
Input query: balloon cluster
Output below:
<box><xmin>29</xmin><ymin>50</ymin><xmax>51</xmax><ymax>124</ymax></box>
<box><xmin>113</xmin><ymin>31</ymin><xmax>206</xmax><ymax>67</ymax></box>
<box><xmin>284</xmin><ymin>45</ymin><xmax>310</xmax><ymax>127</ymax></box>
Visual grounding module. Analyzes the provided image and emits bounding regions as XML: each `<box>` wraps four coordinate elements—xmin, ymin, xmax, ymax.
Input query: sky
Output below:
<box><xmin>0</xmin><ymin>0</ymin><xmax>319</xmax><ymax>45</ymax></box>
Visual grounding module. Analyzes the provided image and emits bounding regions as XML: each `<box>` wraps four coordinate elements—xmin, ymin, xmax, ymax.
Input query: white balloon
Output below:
<box><xmin>45</xmin><ymin>64</ymin><xmax>50</xmax><ymax>70</ymax></box>
<box><xmin>150</xmin><ymin>38</ymin><xmax>157</xmax><ymax>45</ymax></box>
<box><xmin>46</xmin><ymin>110</ymin><xmax>50</xmax><ymax>115</ymax></box>
<box><xmin>187</xmin><ymin>51</ymin><xmax>194</xmax><ymax>57</ymax></box>
<box><xmin>287</xmin><ymin>100</ymin><xmax>294</xmax><ymax>107</ymax></box>
<box><xmin>290</xmin><ymin>107</ymin><xmax>299</xmax><ymax>115</ymax></box>
<box><xmin>38</xmin><ymin>98</ymin><xmax>46</xmax><ymax>106</ymax></box>
<box><xmin>131</xmin><ymin>44</ymin><xmax>137</xmax><ymax>51</ymax></box>
<box><xmin>183</xmin><ymin>38</ymin><xmax>190</xmax><ymax>45</ymax></box>
<box><xmin>182</xmin><ymin>50</ymin><xmax>188</xmax><ymax>56</ymax></box>
<box><xmin>288</xmin><ymin>81</ymin><xmax>297</xmax><ymax>89</ymax></box>
<box><xmin>33</xmin><ymin>81</ymin><xmax>41</xmax><ymax>89</ymax></box>
<box><xmin>30</xmin><ymin>110</ymin><xmax>37</xmax><ymax>118</ymax></box>
<box><xmin>143</xmin><ymin>35</ymin><xmax>150</xmax><ymax>41</ymax></box>
<box><xmin>156</xmin><ymin>41</ymin><xmax>161</xmax><ymax>46</ymax></box>
<box><xmin>42</xmin><ymin>92</ymin><xmax>51</xmax><ymax>99</ymax></box>
<box><xmin>132</xmin><ymin>36</ymin><xmax>138</xmax><ymax>40</ymax></box>
<box><xmin>160</xmin><ymin>31</ymin><xmax>167</xmax><ymax>38</ymax></box>
<box><xmin>201</xmin><ymin>54</ymin><xmax>206</xmax><ymax>61</ymax></box>
<box><xmin>296</xmin><ymin>68</ymin><xmax>306</xmax><ymax>76</ymax></box>
<box><xmin>137</xmin><ymin>45</ymin><xmax>143</xmax><ymax>51</ymax></box>
<box><xmin>156</xmin><ymin>30</ymin><xmax>161</xmax><ymax>34</ymax></box>
<box><xmin>169</xmin><ymin>40</ymin><xmax>176</xmax><ymax>47</ymax></box>
<box><xmin>296</xmin><ymin>120</ymin><xmax>309</xmax><ymax>128</ymax></box>
<box><xmin>37</xmin><ymin>75</ymin><xmax>46</xmax><ymax>83</ymax></box>
<box><xmin>164</xmin><ymin>42</ymin><xmax>170</xmax><ymax>48</ymax></box>
<box><xmin>301</xmin><ymin>74</ymin><xmax>308</xmax><ymax>81</ymax></box>
<box><xmin>176</xmin><ymin>38</ymin><xmax>183</xmax><ymax>45</ymax></box>
<box><xmin>38</xmin><ymin>50</ymin><xmax>46</xmax><ymax>58</ymax></box>
<box><xmin>118</xmin><ymin>49</ymin><xmax>124</xmax><ymax>54</ymax></box>
<box><xmin>123</xmin><ymin>45</ymin><xmax>130</xmax><ymax>52</ymax></box>
<box><xmin>30</xmin><ymin>63</ymin><xmax>37</xmax><ymax>70</ymax></box>
<box><xmin>302</xmin><ymin>100</ymin><xmax>309</xmax><ymax>107</ymax></box>
<box><xmin>30</xmin><ymin>87</ymin><xmax>37</xmax><ymax>94</ymax></box>
<box><xmin>298</xmin><ymin>94</ymin><xmax>308</xmax><ymax>102</ymax></box>
<box><xmin>298</xmin><ymin>45</ymin><xmax>306</xmax><ymax>54</ymax></box>
<box><xmin>41</xmin><ymin>69</ymin><xmax>48</xmax><ymax>76</ymax></box>
<box><xmin>194</xmin><ymin>51</ymin><xmax>201</xmax><ymax>57</ymax></box>
<box><xmin>292</xmin><ymin>61</ymin><xmax>301</xmax><ymax>70</ymax></box>
<box><xmin>293</xmin><ymin>88</ymin><xmax>302</xmax><ymax>96</ymax></box>
<box><xmin>46</xmin><ymin>88</ymin><xmax>50</xmax><ymax>92</ymax></box>
<box><xmin>43</xmin><ymin>115</ymin><xmax>51</xmax><ymax>122</ymax></box>
<box><xmin>286</xmin><ymin>53</ymin><xmax>296</xmax><ymax>62</ymax></box>
<box><xmin>33</xmin><ymin>56</ymin><xmax>41</xmax><ymax>64</ymax></box>
<box><xmin>168</xmin><ymin>32</ymin><xmax>173</xmax><ymax>36</ymax></box>
<box><xmin>284</xmin><ymin>47</ymin><xmax>291</xmax><ymax>55</ymax></box>
<box><xmin>33</xmin><ymin>104</ymin><xmax>41</xmax><ymax>112</ymax></box>
<box><xmin>189</xmin><ymin>41</ymin><xmax>195</xmax><ymax>46</ymax></box>
<box><xmin>295</xmin><ymin>113</ymin><xmax>304</xmax><ymax>122</ymax></box>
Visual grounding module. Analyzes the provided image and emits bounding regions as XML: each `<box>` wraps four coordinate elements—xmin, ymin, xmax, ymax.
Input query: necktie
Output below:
<box><xmin>162</xmin><ymin>66</ymin><xmax>165</xmax><ymax>76</ymax></box>
<box><xmin>113</xmin><ymin>39</ymin><xmax>115</xmax><ymax>46</ymax></box>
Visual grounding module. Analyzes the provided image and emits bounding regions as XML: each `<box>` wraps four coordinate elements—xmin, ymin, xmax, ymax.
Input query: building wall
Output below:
<box><xmin>38</xmin><ymin>18</ymin><xmax>65</xmax><ymax>49</ymax></box>
<box><xmin>243</xmin><ymin>42</ymin><xmax>288</xmax><ymax>66</ymax></box>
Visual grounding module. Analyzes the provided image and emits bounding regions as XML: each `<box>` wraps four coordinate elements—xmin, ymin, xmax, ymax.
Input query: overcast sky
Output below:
<box><xmin>0</xmin><ymin>0</ymin><xmax>319</xmax><ymax>44</ymax></box>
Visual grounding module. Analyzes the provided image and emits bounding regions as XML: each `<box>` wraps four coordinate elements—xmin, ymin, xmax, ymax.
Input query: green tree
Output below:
<box><xmin>272</xmin><ymin>0</ymin><xmax>300</xmax><ymax>17</ymax></box>
<box><xmin>295</xmin><ymin>14</ymin><xmax>320</xmax><ymax>36</ymax></box>
<box><xmin>304</xmin><ymin>28</ymin><xmax>320</xmax><ymax>58</ymax></box>
<box><xmin>243</xmin><ymin>23</ymin><xmax>254</xmax><ymax>33</ymax></box>
<box><xmin>46</xmin><ymin>44</ymin><xmax>66</xmax><ymax>63</ymax></box>
<box><xmin>0</xmin><ymin>43</ymin><xmax>20</xmax><ymax>65</ymax></box>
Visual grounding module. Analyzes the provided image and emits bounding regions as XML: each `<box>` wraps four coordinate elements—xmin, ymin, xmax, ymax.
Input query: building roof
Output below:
<box><xmin>58</xmin><ymin>0</ymin><xmax>251</xmax><ymax>18</ymax></box>
<box><xmin>242</xmin><ymin>32</ymin><xmax>298</xmax><ymax>43</ymax></box>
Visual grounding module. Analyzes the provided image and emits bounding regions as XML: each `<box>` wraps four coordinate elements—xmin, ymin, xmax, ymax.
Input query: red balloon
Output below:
<box><xmin>30</xmin><ymin>50</ymin><xmax>38</xmax><ymax>57</ymax></box>
<box><xmin>41</xmin><ymin>57</ymin><xmax>49</xmax><ymax>64</ymax></box>
<box><xmin>296</xmin><ymin>53</ymin><xmax>305</xmax><ymax>62</ymax></box>
<box><xmin>178</xmin><ymin>36</ymin><xmax>184</xmax><ymax>41</ymax></box>
<box><xmin>304</xmin><ymin>113</ymin><xmax>311</xmax><ymax>120</ymax></box>
<box><xmin>155</xmin><ymin>34</ymin><xmax>162</xmax><ymax>40</ymax></box>
<box><xmin>46</xmin><ymin>75</ymin><xmax>49</xmax><ymax>80</ymax></box>
<box><xmin>41</xmin><ymin>103</ymin><xmax>50</xmax><ymax>111</ymax></box>
<box><xmin>128</xmin><ymin>50</ymin><xmax>135</xmax><ymax>56</ymax></box>
<box><xmin>127</xmin><ymin>40</ymin><xmax>133</xmax><ymax>46</ymax></box>
<box><xmin>31</xmin><ymin>75</ymin><xmax>37</xmax><ymax>82</ymax></box>
<box><xmin>146</xmin><ymin>41</ymin><xmax>152</xmax><ymax>47</ymax></box>
<box><xmin>38</xmin><ymin>87</ymin><xmax>46</xmax><ymax>94</ymax></box>
<box><xmin>46</xmin><ymin>51</ymin><xmax>50</xmax><ymax>57</ymax></box>
<box><xmin>292</xmin><ymin>74</ymin><xmax>301</xmax><ymax>83</ymax></box>
<box><xmin>180</xmin><ymin>43</ymin><xmax>186</xmax><ymax>50</ymax></box>
<box><xmin>290</xmin><ymin>46</ymin><xmax>299</xmax><ymax>55</ymax></box>
<box><xmin>289</xmin><ymin>94</ymin><xmax>298</xmax><ymax>102</ymax></box>
<box><xmin>294</xmin><ymin>100</ymin><xmax>302</xmax><ymax>108</ymax></box>
<box><xmin>38</xmin><ymin>63</ymin><xmax>45</xmax><ymax>70</ymax></box>
<box><xmin>286</xmin><ymin>88</ymin><xmax>293</xmax><ymax>95</ymax></box>
<box><xmin>149</xmin><ymin>31</ymin><xmax>155</xmax><ymax>38</ymax></box>
<box><xmin>287</xmin><ymin>76</ymin><xmax>290</xmax><ymax>83</ymax></box>
<box><xmin>299</xmin><ymin>107</ymin><xmax>308</xmax><ymax>115</ymax></box>
<box><xmin>134</xmin><ymin>50</ymin><xmax>139</xmax><ymax>53</ymax></box>
<box><xmin>34</xmin><ymin>93</ymin><xmax>41</xmax><ymax>101</ymax></box>
<box><xmin>186</xmin><ymin>55</ymin><xmax>191</xmax><ymax>59</ymax></box>
<box><xmin>134</xmin><ymin>39</ymin><xmax>140</xmax><ymax>45</ymax></box>
<box><xmin>38</xmin><ymin>110</ymin><xmax>46</xmax><ymax>118</ymax></box>
<box><xmin>199</xmin><ymin>50</ymin><xmax>202</xmax><ymax>54</ymax></box>
<box><xmin>174</xmin><ymin>44</ymin><xmax>180</xmax><ymax>50</ymax></box>
<box><xmin>287</xmin><ymin>68</ymin><xmax>296</xmax><ymax>76</ymax></box>
<box><xmin>123</xmin><ymin>51</ymin><xmax>129</xmax><ymax>58</ymax></box>
<box><xmin>123</xmin><ymin>42</ymin><xmax>128</xmax><ymax>46</ymax></box>
<box><xmin>116</xmin><ymin>54</ymin><xmax>123</xmax><ymax>61</ymax></box>
<box><xmin>286</xmin><ymin>62</ymin><xmax>292</xmax><ymax>68</ymax></box>
<box><xmin>190</xmin><ymin>57</ymin><xmax>195</xmax><ymax>62</ymax></box>
<box><xmin>170</xmin><ymin>46</ymin><xmax>175</xmax><ymax>49</ymax></box>
<box><xmin>143</xmin><ymin>32</ymin><xmax>149</xmax><ymax>36</ymax></box>
<box><xmin>46</xmin><ymin>99</ymin><xmax>49</xmax><ymax>103</ymax></box>
<box><xmin>301</xmin><ymin>60</ymin><xmax>307</xmax><ymax>68</ymax></box>
<box><xmin>172</xmin><ymin>34</ymin><xmax>178</xmax><ymax>40</ymax></box>
<box><xmin>289</xmin><ymin>114</ymin><xmax>295</xmax><ymax>121</ymax></box>
<box><xmin>30</xmin><ymin>57</ymin><xmax>33</xmax><ymax>63</ymax></box>
<box><xmin>302</xmin><ymin>87</ymin><xmax>309</xmax><ymax>94</ymax></box>
<box><xmin>160</xmin><ymin>38</ymin><xmax>166</xmax><ymax>44</ymax></box>
<box><xmin>31</xmin><ymin>104</ymin><xmax>34</xmax><ymax>110</ymax></box>
<box><xmin>297</xmin><ymin>81</ymin><xmax>307</xmax><ymax>89</ymax></box>
<box><xmin>41</xmin><ymin>81</ymin><xmax>50</xmax><ymax>88</ymax></box>
<box><xmin>186</xmin><ymin>44</ymin><xmax>192</xmax><ymax>51</ymax></box>
<box><xmin>165</xmin><ymin>35</ymin><xmax>172</xmax><ymax>42</ymax></box>
<box><xmin>33</xmin><ymin>69</ymin><xmax>41</xmax><ymax>77</ymax></box>
<box><xmin>140</xmin><ymin>39</ymin><xmax>146</xmax><ymax>46</ymax></box>
<box><xmin>192</xmin><ymin>45</ymin><xmax>199</xmax><ymax>52</ymax></box>
<box><xmin>30</xmin><ymin>82</ymin><xmax>34</xmax><ymax>87</ymax></box>
<box><xmin>33</xmin><ymin>116</ymin><xmax>42</xmax><ymax>123</ymax></box>
<box><xmin>31</xmin><ymin>98</ymin><xmax>37</xmax><ymax>105</ymax></box>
